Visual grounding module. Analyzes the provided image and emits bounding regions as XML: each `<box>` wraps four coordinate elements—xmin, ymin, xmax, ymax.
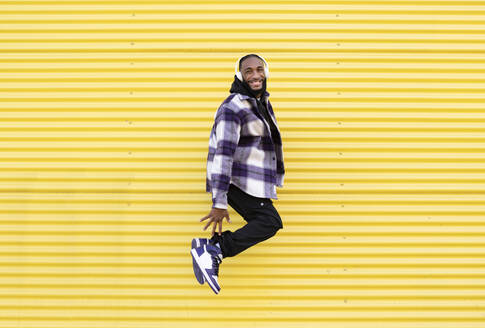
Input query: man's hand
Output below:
<box><xmin>200</xmin><ymin>208</ymin><xmax>231</xmax><ymax>236</ymax></box>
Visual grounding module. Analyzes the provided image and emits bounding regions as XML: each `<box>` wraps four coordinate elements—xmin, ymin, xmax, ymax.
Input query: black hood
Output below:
<box><xmin>229</xmin><ymin>75</ymin><xmax>267</xmax><ymax>100</ymax></box>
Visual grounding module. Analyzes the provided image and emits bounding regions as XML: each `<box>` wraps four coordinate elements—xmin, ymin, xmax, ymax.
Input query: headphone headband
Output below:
<box><xmin>235</xmin><ymin>54</ymin><xmax>269</xmax><ymax>81</ymax></box>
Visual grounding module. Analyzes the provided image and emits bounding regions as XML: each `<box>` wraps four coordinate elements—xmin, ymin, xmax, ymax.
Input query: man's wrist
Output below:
<box><xmin>212</xmin><ymin>203</ymin><xmax>228</xmax><ymax>210</ymax></box>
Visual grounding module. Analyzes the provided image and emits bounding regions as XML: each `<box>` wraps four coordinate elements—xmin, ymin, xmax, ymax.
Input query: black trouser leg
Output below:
<box><xmin>210</xmin><ymin>183</ymin><xmax>283</xmax><ymax>258</ymax></box>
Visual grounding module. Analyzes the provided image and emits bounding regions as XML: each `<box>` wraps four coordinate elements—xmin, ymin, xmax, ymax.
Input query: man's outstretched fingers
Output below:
<box><xmin>203</xmin><ymin>218</ymin><xmax>214</xmax><ymax>231</ymax></box>
<box><xmin>211</xmin><ymin>219</ymin><xmax>218</xmax><ymax>236</ymax></box>
<box><xmin>200</xmin><ymin>214</ymin><xmax>210</xmax><ymax>222</ymax></box>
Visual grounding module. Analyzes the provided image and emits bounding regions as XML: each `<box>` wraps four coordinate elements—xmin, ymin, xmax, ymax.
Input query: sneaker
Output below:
<box><xmin>190</xmin><ymin>244</ymin><xmax>223</xmax><ymax>294</ymax></box>
<box><xmin>191</xmin><ymin>238</ymin><xmax>210</xmax><ymax>284</ymax></box>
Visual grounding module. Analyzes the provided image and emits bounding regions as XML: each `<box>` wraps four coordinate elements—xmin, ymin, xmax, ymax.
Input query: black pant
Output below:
<box><xmin>209</xmin><ymin>183</ymin><xmax>283</xmax><ymax>258</ymax></box>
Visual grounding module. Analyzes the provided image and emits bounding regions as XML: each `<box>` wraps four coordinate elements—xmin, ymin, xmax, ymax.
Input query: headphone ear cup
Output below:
<box><xmin>259</xmin><ymin>56</ymin><xmax>269</xmax><ymax>79</ymax></box>
<box><xmin>236</xmin><ymin>71</ymin><xmax>243</xmax><ymax>81</ymax></box>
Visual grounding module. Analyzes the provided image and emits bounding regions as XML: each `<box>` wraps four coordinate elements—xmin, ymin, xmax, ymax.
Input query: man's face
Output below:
<box><xmin>240</xmin><ymin>56</ymin><xmax>265</xmax><ymax>93</ymax></box>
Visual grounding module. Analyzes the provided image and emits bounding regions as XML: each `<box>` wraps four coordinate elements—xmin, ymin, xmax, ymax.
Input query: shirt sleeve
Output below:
<box><xmin>209</xmin><ymin>106</ymin><xmax>241</xmax><ymax>209</ymax></box>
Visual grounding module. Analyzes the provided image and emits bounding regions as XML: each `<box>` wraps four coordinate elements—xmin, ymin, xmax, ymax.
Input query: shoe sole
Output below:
<box><xmin>190</xmin><ymin>247</ymin><xmax>220</xmax><ymax>295</ymax></box>
<box><xmin>191</xmin><ymin>239</ymin><xmax>205</xmax><ymax>285</ymax></box>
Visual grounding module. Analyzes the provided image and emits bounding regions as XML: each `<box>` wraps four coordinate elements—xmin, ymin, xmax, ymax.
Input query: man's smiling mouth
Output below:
<box><xmin>248</xmin><ymin>79</ymin><xmax>263</xmax><ymax>88</ymax></box>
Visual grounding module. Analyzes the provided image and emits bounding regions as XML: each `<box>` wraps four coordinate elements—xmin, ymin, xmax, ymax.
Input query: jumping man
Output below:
<box><xmin>190</xmin><ymin>54</ymin><xmax>285</xmax><ymax>294</ymax></box>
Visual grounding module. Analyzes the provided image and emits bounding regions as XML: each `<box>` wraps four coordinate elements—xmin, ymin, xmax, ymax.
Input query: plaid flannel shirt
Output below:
<box><xmin>205</xmin><ymin>91</ymin><xmax>285</xmax><ymax>209</ymax></box>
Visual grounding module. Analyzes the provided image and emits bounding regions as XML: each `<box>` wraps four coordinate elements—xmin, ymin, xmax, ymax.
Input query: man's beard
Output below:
<box><xmin>243</xmin><ymin>78</ymin><xmax>266</xmax><ymax>96</ymax></box>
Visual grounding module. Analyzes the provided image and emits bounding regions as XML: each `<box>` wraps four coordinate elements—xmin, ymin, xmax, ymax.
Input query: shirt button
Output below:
<box><xmin>272</xmin><ymin>157</ymin><xmax>275</xmax><ymax>160</ymax></box>
<box><xmin>260</xmin><ymin>202</ymin><xmax>264</xmax><ymax>206</ymax></box>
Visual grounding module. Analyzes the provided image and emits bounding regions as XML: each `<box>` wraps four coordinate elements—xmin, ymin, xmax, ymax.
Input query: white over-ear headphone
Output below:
<box><xmin>235</xmin><ymin>54</ymin><xmax>269</xmax><ymax>81</ymax></box>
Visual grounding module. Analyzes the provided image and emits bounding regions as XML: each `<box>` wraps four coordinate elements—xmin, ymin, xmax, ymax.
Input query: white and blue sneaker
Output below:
<box><xmin>191</xmin><ymin>238</ymin><xmax>210</xmax><ymax>284</ymax></box>
<box><xmin>190</xmin><ymin>243</ymin><xmax>223</xmax><ymax>294</ymax></box>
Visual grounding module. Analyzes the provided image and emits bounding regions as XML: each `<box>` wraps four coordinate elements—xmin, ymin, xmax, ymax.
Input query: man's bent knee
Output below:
<box><xmin>268</xmin><ymin>222</ymin><xmax>281</xmax><ymax>238</ymax></box>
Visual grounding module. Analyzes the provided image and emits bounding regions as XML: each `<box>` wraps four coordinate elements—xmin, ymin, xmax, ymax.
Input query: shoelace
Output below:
<box><xmin>212</xmin><ymin>256</ymin><xmax>221</xmax><ymax>276</ymax></box>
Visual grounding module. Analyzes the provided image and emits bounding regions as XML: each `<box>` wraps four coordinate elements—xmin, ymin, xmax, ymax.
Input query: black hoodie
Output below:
<box><xmin>229</xmin><ymin>76</ymin><xmax>280</xmax><ymax>145</ymax></box>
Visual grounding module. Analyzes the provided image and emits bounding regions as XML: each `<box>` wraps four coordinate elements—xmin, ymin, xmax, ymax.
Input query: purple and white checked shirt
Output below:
<box><xmin>205</xmin><ymin>91</ymin><xmax>285</xmax><ymax>209</ymax></box>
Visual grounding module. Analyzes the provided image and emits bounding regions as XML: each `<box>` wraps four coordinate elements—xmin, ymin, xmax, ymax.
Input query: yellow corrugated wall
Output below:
<box><xmin>1</xmin><ymin>0</ymin><xmax>485</xmax><ymax>327</ymax></box>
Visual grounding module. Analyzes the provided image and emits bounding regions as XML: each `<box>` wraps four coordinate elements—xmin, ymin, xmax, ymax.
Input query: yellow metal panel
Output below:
<box><xmin>1</xmin><ymin>0</ymin><xmax>485</xmax><ymax>327</ymax></box>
